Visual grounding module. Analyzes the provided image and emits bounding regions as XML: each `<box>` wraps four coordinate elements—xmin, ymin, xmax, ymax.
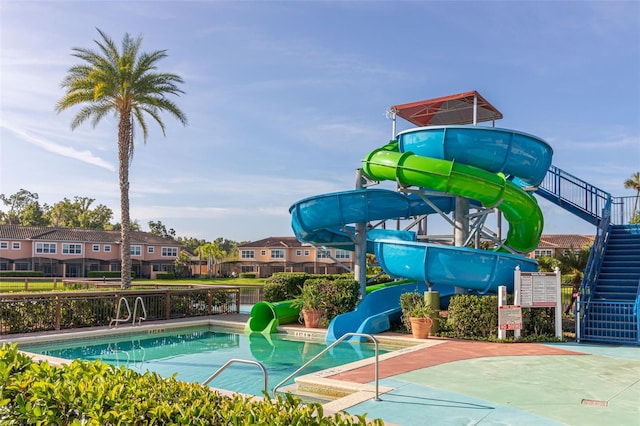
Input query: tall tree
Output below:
<box><xmin>624</xmin><ymin>172</ymin><xmax>640</xmax><ymax>220</ymax></box>
<box><xmin>195</xmin><ymin>242</ymin><xmax>225</xmax><ymax>278</ymax></box>
<box><xmin>56</xmin><ymin>29</ymin><xmax>187</xmax><ymax>288</ymax></box>
<box><xmin>148</xmin><ymin>220</ymin><xmax>176</xmax><ymax>239</ymax></box>
<box><xmin>0</xmin><ymin>189</ymin><xmax>43</xmax><ymax>225</ymax></box>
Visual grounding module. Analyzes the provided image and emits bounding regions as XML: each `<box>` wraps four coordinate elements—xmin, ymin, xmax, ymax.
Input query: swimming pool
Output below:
<box><xmin>22</xmin><ymin>325</ymin><xmax>390</xmax><ymax>397</ymax></box>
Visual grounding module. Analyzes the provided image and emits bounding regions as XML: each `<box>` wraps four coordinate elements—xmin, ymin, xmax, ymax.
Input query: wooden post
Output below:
<box><xmin>55</xmin><ymin>295</ymin><xmax>61</xmax><ymax>330</ymax></box>
<box><xmin>165</xmin><ymin>290</ymin><xmax>171</xmax><ymax>320</ymax></box>
<box><xmin>24</xmin><ymin>278</ymin><xmax>28</xmax><ymax>291</ymax></box>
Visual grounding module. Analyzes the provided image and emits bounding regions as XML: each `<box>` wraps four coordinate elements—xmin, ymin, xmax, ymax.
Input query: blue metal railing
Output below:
<box><xmin>578</xmin><ymin>197</ymin><xmax>612</xmax><ymax>340</ymax></box>
<box><xmin>537</xmin><ymin>165</ymin><xmax>611</xmax><ymax>225</ymax></box>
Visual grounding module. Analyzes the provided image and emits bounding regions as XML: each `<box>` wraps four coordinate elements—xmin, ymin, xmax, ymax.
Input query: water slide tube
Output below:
<box><xmin>296</xmin><ymin>126</ymin><xmax>552</xmax><ymax>339</ymax></box>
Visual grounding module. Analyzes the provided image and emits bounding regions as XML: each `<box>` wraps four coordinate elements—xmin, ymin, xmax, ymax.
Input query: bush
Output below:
<box><xmin>156</xmin><ymin>272</ymin><xmax>176</xmax><ymax>280</ymax></box>
<box><xmin>446</xmin><ymin>294</ymin><xmax>499</xmax><ymax>338</ymax></box>
<box><xmin>0</xmin><ymin>343</ymin><xmax>383</xmax><ymax>425</ymax></box>
<box><xmin>238</xmin><ymin>272</ymin><xmax>256</xmax><ymax>279</ymax></box>
<box><xmin>442</xmin><ymin>294</ymin><xmax>561</xmax><ymax>341</ymax></box>
<box><xmin>87</xmin><ymin>271</ymin><xmax>135</xmax><ymax>278</ymax></box>
<box><xmin>298</xmin><ymin>277</ymin><xmax>360</xmax><ymax>327</ymax></box>
<box><xmin>0</xmin><ymin>271</ymin><xmax>45</xmax><ymax>277</ymax></box>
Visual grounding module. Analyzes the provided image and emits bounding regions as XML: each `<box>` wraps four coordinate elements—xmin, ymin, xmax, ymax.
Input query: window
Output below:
<box><xmin>296</xmin><ymin>249</ymin><xmax>302</xmax><ymax>256</ymax></box>
<box><xmin>335</xmin><ymin>249</ymin><xmax>350</xmax><ymax>259</ymax></box>
<box><xmin>89</xmin><ymin>263</ymin><xmax>99</xmax><ymax>271</ymax></box>
<box><xmin>304</xmin><ymin>249</ymin><xmax>310</xmax><ymax>256</ymax></box>
<box><xmin>161</xmin><ymin>247</ymin><xmax>178</xmax><ymax>257</ymax></box>
<box><xmin>534</xmin><ymin>249</ymin><xmax>553</xmax><ymax>259</ymax></box>
<box><xmin>148</xmin><ymin>246</ymin><xmax>155</xmax><ymax>254</ymax></box>
<box><xmin>0</xmin><ymin>262</ymin><xmax>8</xmax><ymax>270</ymax></box>
<box><xmin>12</xmin><ymin>242</ymin><xmax>20</xmax><ymax>250</ymax></box>
<box><xmin>241</xmin><ymin>265</ymin><xmax>255</xmax><ymax>273</ymax></box>
<box><xmin>130</xmin><ymin>245</ymin><xmax>141</xmax><ymax>256</ymax></box>
<box><xmin>260</xmin><ymin>250</ymin><xmax>266</xmax><ymax>256</ymax></box>
<box><xmin>152</xmin><ymin>264</ymin><xmax>160</xmax><ymax>272</ymax></box>
<box><xmin>92</xmin><ymin>244</ymin><xmax>100</xmax><ymax>252</ymax></box>
<box><xmin>15</xmin><ymin>262</ymin><xmax>29</xmax><ymax>271</ymax></box>
<box><xmin>270</xmin><ymin>249</ymin><xmax>285</xmax><ymax>259</ymax></box>
<box><xmin>317</xmin><ymin>249</ymin><xmax>330</xmax><ymax>259</ymax></box>
<box><xmin>0</xmin><ymin>242</ymin><xmax>7</xmax><ymax>249</ymax></box>
<box><xmin>241</xmin><ymin>250</ymin><xmax>255</xmax><ymax>259</ymax></box>
<box><xmin>35</xmin><ymin>242</ymin><xmax>56</xmax><ymax>254</ymax></box>
<box><xmin>104</xmin><ymin>245</ymin><xmax>111</xmax><ymax>252</ymax></box>
<box><xmin>62</xmin><ymin>244</ymin><xmax>82</xmax><ymax>255</ymax></box>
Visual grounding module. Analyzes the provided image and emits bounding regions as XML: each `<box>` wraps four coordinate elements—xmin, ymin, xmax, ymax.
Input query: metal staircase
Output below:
<box><xmin>535</xmin><ymin>165</ymin><xmax>640</xmax><ymax>345</ymax></box>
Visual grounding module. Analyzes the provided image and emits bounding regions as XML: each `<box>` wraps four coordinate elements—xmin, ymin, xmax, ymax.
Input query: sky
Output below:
<box><xmin>1</xmin><ymin>1</ymin><xmax>639</xmax><ymax>243</ymax></box>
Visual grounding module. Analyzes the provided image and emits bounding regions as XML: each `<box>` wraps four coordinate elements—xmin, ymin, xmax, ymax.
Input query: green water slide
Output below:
<box><xmin>362</xmin><ymin>140</ymin><xmax>543</xmax><ymax>253</ymax></box>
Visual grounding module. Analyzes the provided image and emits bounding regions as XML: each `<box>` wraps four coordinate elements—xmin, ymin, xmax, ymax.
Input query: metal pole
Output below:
<box><xmin>453</xmin><ymin>197</ymin><xmax>469</xmax><ymax>294</ymax></box>
<box><xmin>355</xmin><ymin>168</ymin><xmax>367</xmax><ymax>299</ymax></box>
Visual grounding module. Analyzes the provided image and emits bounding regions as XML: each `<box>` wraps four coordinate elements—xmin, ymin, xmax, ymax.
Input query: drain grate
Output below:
<box><xmin>581</xmin><ymin>399</ymin><xmax>608</xmax><ymax>407</ymax></box>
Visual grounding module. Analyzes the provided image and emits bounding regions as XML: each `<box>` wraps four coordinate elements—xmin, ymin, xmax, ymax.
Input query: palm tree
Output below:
<box><xmin>56</xmin><ymin>29</ymin><xmax>187</xmax><ymax>288</ymax></box>
<box><xmin>195</xmin><ymin>243</ymin><xmax>226</xmax><ymax>278</ymax></box>
<box><xmin>624</xmin><ymin>172</ymin><xmax>640</xmax><ymax>220</ymax></box>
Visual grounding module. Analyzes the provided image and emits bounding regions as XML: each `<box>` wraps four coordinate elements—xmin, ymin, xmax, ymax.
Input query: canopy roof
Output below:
<box><xmin>390</xmin><ymin>90</ymin><xmax>503</xmax><ymax>126</ymax></box>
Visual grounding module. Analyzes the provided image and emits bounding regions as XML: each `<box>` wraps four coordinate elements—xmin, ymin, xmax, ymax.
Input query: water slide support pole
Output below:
<box><xmin>454</xmin><ymin>197</ymin><xmax>469</xmax><ymax>294</ymax></box>
<box><xmin>355</xmin><ymin>168</ymin><xmax>368</xmax><ymax>299</ymax></box>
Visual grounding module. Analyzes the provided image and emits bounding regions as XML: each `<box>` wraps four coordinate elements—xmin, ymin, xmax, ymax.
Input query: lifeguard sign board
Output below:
<box><xmin>514</xmin><ymin>266</ymin><xmax>563</xmax><ymax>338</ymax></box>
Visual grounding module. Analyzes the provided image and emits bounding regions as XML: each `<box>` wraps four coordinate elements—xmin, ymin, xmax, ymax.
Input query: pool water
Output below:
<box><xmin>23</xmin><ymin>326</ymin><xmax>388</xmax><ymax>396</ymax></box>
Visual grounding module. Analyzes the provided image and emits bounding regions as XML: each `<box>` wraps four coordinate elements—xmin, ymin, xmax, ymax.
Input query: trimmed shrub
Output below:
<box><xmin>0</xmin><ymin>271</ymin><xmax>45</xmax><ymax>277</ymax></box>
<box><xmin>0</xmin><ymin>343</ymin><xmax>383</xmax><ymax>425</ymax></box>
<box><xmin>87</xmin><ymin>271</ymin><xmax>135</xmax><ymax>279</ymax></box>
<box><xmin>156</xmin><ymin>272</ymin><xmax>176</xmax><ymax>280</ymax></box>
<box><xmin>238</xmin><ymin>272</ymin><xmax>256</xmax><ymax>279</ymax></box>
<box><xmin>446</xmin><ymin>294</ymin><xmax>499</xmax><ymax>338</ymax></box>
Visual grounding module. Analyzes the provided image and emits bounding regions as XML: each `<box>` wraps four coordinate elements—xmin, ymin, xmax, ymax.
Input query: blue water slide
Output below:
<box><xmin>290</xmin><ymin>125</ymin><xmax>552</xmax><ymax>341</ymax></box>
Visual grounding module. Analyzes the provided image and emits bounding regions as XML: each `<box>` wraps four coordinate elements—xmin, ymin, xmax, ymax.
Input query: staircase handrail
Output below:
<box><xmin>538</xmin><ymin>165</ymin><xmax>611</xmax><ymax>223</ymax></box>
<box><xmin>580</xmin><ymin>196</ymin><xmax>612</xmax><ymax>308</ymax></box>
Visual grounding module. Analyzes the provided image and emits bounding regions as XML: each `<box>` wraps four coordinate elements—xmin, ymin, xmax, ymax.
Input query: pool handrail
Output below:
<box><xmin>109</xmin><ymin>297</ymin><xmax>132</xmax><ymax>328</ymax></box>
<box><xmin>272</xmin><ymin>332</ymin><xmax>380</xmax><ymax>401</ymax></box>
<box><xmin>202</xmin><ymin>358</ymin><xmax>268</xmax><ymax>395</ymax></box>
<box><xmin>132</xmin><ymin>296</ymin><xmax>147</xmax><ymax>326</ymax></box>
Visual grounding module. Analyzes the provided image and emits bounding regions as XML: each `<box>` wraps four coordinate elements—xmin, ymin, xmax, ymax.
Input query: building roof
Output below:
<box><xmin>0</xmin><ymin>225</ymin><xmax>180</xmax><ymax>246</ymax></box>
<box><xmin>238</xmin><ymin>236</ymin><xmax>303</xmax><ymax>249</ymax></box>
<box><xmin>537</xmin><ymin>234</ymin><xmax>595</xmax><ymax>249</ymax></box>
<box><xmin>390</xmin><ymin>91</ymin><xmax>503</xmax><ymax>126</ymax></box>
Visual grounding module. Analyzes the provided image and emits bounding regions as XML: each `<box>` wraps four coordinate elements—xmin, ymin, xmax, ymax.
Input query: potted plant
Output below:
<box><xmin>292</xmin><ymin>283</ymin><xmax>323</xmax><ymax>328</ymax></box>
<box><xmin>400</xmin><ymin>291</ymin><xmax>437</xmax><ymax>339</ymax></box>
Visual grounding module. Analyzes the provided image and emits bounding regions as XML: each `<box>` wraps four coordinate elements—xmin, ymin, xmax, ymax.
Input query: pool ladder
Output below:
<box><xmin>201</xmin><ymin>333</ymin><xmax>380</xmax><ymax>401</ymax></box>
<box><xmin>110</xmin><ymin>297</ymin><xmax>147</xmax><ymax>328</ymax></box>
<box><xmin>272</xmin><ymin>332</ymin><xmax>381</xmax><ymax>401</ymax></box>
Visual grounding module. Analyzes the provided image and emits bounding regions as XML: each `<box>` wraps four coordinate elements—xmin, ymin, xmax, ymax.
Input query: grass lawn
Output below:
<box><xmin>0</xmin><ymin>277</ymin><xmax>266</xmax><ymax>293</ymax></box>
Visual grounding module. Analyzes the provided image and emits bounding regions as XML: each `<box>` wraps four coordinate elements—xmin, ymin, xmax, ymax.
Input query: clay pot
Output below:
<box><xmin>409</xmin><ymin>317</ymin><xmax>433</xmax><ymax>339</ymax></box>
<box><xmin>301</xmin><ymin>309</ymin><xmax>322</xmax><ymax>328</ymax></box>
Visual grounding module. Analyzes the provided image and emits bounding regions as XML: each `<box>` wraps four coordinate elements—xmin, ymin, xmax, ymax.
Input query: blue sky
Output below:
<box><xmin>1</xmin><ymin>1</ymin><xmax>639</xmax><ymax>243</ymax></box>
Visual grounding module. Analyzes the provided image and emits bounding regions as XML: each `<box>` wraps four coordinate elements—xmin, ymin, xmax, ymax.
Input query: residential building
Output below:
<box><xmin>0</xmin><ymin>225</ymin><xmax>182</xmax><ymax>279</ymax></box>
<box><xmin>229</xmin><ymin>234</ymin><xmax>596</xmax><ymax>278</ymax></box>
<box><xmin>225</xmin><ymin>237</ymin><xmax>354</xmax><ymax>278</ymax></box>
<box><xmin>527</xmin><ymin>234</ymin><xmax>595</xmax><ymax>259</ymax></box>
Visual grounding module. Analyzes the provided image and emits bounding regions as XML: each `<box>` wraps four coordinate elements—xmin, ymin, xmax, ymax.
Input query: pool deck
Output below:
<box><xmin>5</xmin><ymin>314</ymin><xmax>640</xmax><ymax>426</ymax></box>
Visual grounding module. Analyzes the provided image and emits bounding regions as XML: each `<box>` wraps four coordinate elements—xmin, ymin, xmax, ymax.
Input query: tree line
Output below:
<box><xmin>0</xmin><ymin>188</ymin><xmax>242</xmax><ymax>269</ymax></box>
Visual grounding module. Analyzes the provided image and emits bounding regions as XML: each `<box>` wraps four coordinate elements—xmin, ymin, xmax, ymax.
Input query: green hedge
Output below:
<box><xmin>0</xmin><ymin>271</ymin><xmax>45</xmax><ymax>277</ymax></box>
<box><xmin>239</xmin><ymin>272</ymin><xmax>256</xmax><ymax>279</ymax></box>
<box><xmin>0</xmin><ymin>343</ymin><xmax>383</xmax><ymax>425</ymax></box>
<box><xmin>156</xmin><ymin>272</ymin><xmax>176</xmax><ymax>280</ymax></box>
<box><xmin>441</xmin><ymin>294</ymin><xmax>558</xmax><ymax>341</ymax></box>
<box><xmin>87</xmin><ymin>271</ymin><xmax>135</xmax><ymax>279</ymax></box>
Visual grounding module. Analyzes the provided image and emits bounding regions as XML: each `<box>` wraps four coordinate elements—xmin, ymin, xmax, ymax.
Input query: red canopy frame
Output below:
<box><xmin>390</xmin><ymin>90</ymin><xmax>503</xmax><ymax>127</ymax></box>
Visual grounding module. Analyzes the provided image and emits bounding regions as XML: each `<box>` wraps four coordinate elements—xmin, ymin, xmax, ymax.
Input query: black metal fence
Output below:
<box><xmin>0</xmin><ymin>286</ymin><xmax>241</xmax><ymax>335</ymax></box>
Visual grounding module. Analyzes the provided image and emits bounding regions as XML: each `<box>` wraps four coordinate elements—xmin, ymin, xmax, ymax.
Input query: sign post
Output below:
<box><xmin>498</xmin><ymin>285</ymin><xmax>522</xmax><ymax>340</ymax></box>
<box><xmin>514</xmin><ymin>266</ymin><xmax>562</xmax><ymax>339</ymax></box>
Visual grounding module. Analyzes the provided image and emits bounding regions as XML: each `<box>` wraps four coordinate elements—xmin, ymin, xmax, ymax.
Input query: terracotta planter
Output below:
<box><xmin>409</xmin><ymin>317</ymin><xmax>433</xmax><ymax>339</ymax></box>
<box><xmin>301</xmin><ymin>309</ymin><xmax>322</xmax><ymax>328</ymax></box>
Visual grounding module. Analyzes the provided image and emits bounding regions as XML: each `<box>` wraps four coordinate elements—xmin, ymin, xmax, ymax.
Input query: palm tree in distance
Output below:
<box><xmin>56</xmin><ymin>28</ymin><xmax>187</xmax><ymax>288</ymax></box>
<box><xmin>624</xmin><ymin>172</ymin><xmax>640</xmax><ymax>221</ymax></box>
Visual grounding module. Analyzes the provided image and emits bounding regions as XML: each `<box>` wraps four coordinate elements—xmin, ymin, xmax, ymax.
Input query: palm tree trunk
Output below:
<box><xmin>118</xmin><ymin>114</ymin><xmax>132</xmax><ymax>289</ymax></box>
